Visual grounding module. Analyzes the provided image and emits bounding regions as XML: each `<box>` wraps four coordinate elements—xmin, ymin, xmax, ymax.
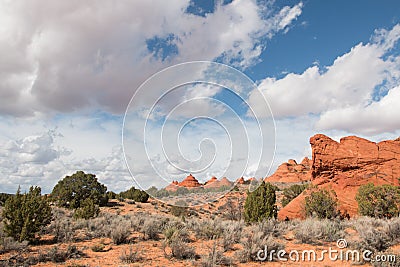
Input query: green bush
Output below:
<box><xmin>356</xmin><ymin>183</ymin><xmax>400</xmax><ymax>219</ymax></box>
<box><xmin>73</xmin><ymin>198</ymin><xmax>100</xmax><ymax>219</ymax></box>
<box><xmin>0</xmin><ymin>193</ymin><xmax>12</xmax><ymax>206</ymax></box>
<box><xmin>244</xmin><ymin>181</ymin><xmax>277</xmax><ymax>223</ymax></box>
<box><xmin>282</xmin><ymin>183</ymin><xmax>308</xmax><ymax>207</ymax></box>
<box><xmin>107</xmin><ymin>191</ymin><xmax>117</xmax><ymax>200</ymax></box>
<box><xmin>119</xmin><ymin>186</ymin><xmax>149</xmax><ymax>203</ymax></box>
<box><xmin>51</xmin><ymin>171</ymin><xmax>108</xmax><ymax>209</ymax></box>
<box><xmin>2</xmin><ymin>186</ymin><xmax>52</xmax><ymax>242</ymax></box>
<box><xmin>304</xmin><ymin>187</ymin><xmax>338</xmax><ymax>219</ymax></box>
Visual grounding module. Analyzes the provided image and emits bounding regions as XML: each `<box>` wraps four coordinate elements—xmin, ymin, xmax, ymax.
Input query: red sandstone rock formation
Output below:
<box><xmin>165</xmin><ymin>181</ymin><xmax>179</xmax><ymax>191</ymax></box>
<box><xmin>278</xmin><ymin>134</ymin><xmax>400</xmax><ymax>220</ymax></box>
<box><xmin>265</xmin><ymin>157</ymin><xmax>311</xmax><ymax>183</ymax></box>
<box><xmin>204</xmin><ymin>176</ymin><xmax>218</xmax><ymax>185</ymax></box>
<box><xmin>219</xmin><ymin>177</ymin><xmax>233</xmax><ymax>187</ymax></box>
<box><xmin>236</xmin><ymin>177</ymin><xmax>246</xmax><ymax>184</ymax></box>
<box><xmin>204</xmin><ymin>176</ymin><xmax>233</xmax><ymax>189</ymax></box>
<box><xmin>177</xmin><ymin>174</ymin><xmax>201</xmax><ymax>188</ymax></box>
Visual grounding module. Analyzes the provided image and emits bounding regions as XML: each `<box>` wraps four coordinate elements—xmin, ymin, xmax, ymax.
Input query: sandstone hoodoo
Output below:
<box><xmin>204</xmin><ymin>176</ymin><xmax>233</xmax><ymax>189</ymax></box>
<box><xmin>236</xmin><ymin>177</ymin><xmax>246</xmax><ymax>184</ymax></box>
<box><xmin>265</xmin><ymin>157</ymin><xmax>311</xmax><ymax>183</ymax></box>
<box><xmin>278</xmin><ymin>134</ymin><xmax>400</xmax><ymax>220</ymax></box>
<box><xmin>204</xmin><ymin>176</ymin><xmax>218</xmax><ymax>185</ymax></box>
<box><xmin>177</xmin><ymin>174</ymin><xmax>201</xmax><ymax>188</ymax></box>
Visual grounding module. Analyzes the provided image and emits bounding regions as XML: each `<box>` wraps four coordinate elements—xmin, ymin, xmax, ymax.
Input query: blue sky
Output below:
<box><xmin>0</xmin><ymin>0</ymin><xmax>399</xmax><ymax>194</ymax></box>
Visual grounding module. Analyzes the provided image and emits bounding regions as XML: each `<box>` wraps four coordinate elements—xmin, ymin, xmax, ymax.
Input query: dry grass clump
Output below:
<box><xmin>235</xmin><ymin>225</ymin><xmax>284</xmax><ymax>263</ymax></box>
<box><xmin>163</xmin><ymin>220</ymin><xmax>196</xmax><ymax>260</ymax></box>
<box><xmin>0</xmin><ymin>245</ymin><xmax>85</xmax><ymax>267</ymax></box>
<box><xmin>188</xmin><ymin>218</ymin><xmax>224</xmax><ymax>240</ymax></box>
<box><xmin>200</xmin><ymin>240</ymin><xmax>233</xmax><ymax>267</ymax></box>
<box><xmin>119</xmin><ymin>245</ymin><xmax>142</xmax><ymax>263</ymax></box>
<box><xmin>109</xmin><ymin>217</ymin><xmax>131</xmax><ymax>245</ymax></box>
<box><xmin>294</xmin><ymin>218</ymin><xmax>344</xmax><ymax>245</ymax></box>
<box><xmin>255</xmin><ymin>219</ymin><xmax>289</xmax><ymax>238</ymax></box>
<box><xmin>221</xmin><ymin>220</ymin><xmax>243</xmax><ymax>251</ymax></box>
<box><xmin>168</xmin><ymin>237</ymin><xmax>197</xmax><ymax>260</ymax></box>
<box><xmin>350</xmin><ymin>217</ymin><xmax>400</xmax><ymax>252</ymax></box>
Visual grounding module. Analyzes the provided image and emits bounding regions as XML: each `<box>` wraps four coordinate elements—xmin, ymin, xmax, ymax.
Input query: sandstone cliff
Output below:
<box><xmin>278</xmin><ymin>134</ymin><xmax>400</xmax><ymax>220</ymax></box>
<box><xmin>266</xmin><ymin>157</ymin><xmax>311</xmax><ymax>183</ymax></box>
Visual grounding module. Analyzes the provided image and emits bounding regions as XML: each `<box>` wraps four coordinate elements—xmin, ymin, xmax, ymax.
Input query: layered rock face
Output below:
<box><xmin>266</xmin><ymin>158</ymin><xmax>311</xmax><ymax>183</ymax></box>
<box><xmin>178</xmin><ymin>174</ymin><xmax>201</xmax><ymax>188</ymax></box>
<box><xmin>310</xmin><ymin>134</ymin><xmax>400</xmax><ymax>183</ymax></box>
<box><xmin>278</xmin><ymin>134</ymin><xmax>400</xmax><ymax>220</ymax></box>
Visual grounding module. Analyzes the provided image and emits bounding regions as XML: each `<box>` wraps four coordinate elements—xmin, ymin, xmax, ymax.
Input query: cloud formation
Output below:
<box><xmin>0</xmin><ymin>0</ymin><xmax>303</xmax><ymax>117</ymax></box>
<box><xmin>250</xmin><ymin>24</ymin><xmax>400</xmax><ymax>135</ymax></box>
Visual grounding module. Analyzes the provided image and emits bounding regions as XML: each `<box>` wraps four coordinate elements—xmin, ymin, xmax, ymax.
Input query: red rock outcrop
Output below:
<box><xmin>165</xmin><ymin>181</ymin><xmax>179</xmax><ymax>191</ymax></box>
<box><xmin>265</xmin><ymin>157</ymin><xmax>311</xmax><ymax>183</ymax></box>
<box><xmin>204</xmin><ymin>177</ymin><xmax>233</xmax><ymax>189</ymax></box>
<box><xmin>204</xmin><ymin>176</ymin><xmax>218</xmax><ymax>185</ymax></box>
<box><xmin>236</xmin><ymin>177</ymin><xmax>246</xmax><ymax>184</ymax></box>
<box><xmin>219</xmin><ymin>177</ymin><xmax>233</xmax><ymax>187</ymax></box>
<box><xmin>177</xmin><ymin>174</ymin><xmax>201</xmax><ymax>188</ymax></box>
<box><xmin>278</xmin><ymin>134</ymin><xmax>400</xmax><ymax>220</ymax></box>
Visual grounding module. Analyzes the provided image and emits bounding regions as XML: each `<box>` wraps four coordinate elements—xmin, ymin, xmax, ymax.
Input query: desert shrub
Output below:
<box><xmin>168</xmin><ymin>237</ymin><xmax>196</xmax><ymax>260</ymax></box>
<box><xmin>109</xmin><ymin>218</ymin><xmax>131</xmax><ymax>245</ymax></box>
<box><xmin>52</xmin><ymin>218</ymin><xmax>75</xmax><ymax>243</ymax></box>
<box><xmin>294</xmin><ymin>218</ymin><xmax>344</xmax><ymax>245</ymax></box>
<box><xmin>163</xmin><ymin>219</ymin><xmax>190</xmax><ymax>244</ymax></box>
<box><xmin>357</xmin><ymin>226</ymin><xmax>391</xmax><ymax>252</ymax></box>
<box><xmin>386</xmin><ymin>217</ymin><xmax>400</xmax><ymax>243</ymax></box>
<box><xmin>141</xmin><ymin>219</ymin><xmax>160</xmax><ymax>240</ymax></box>
<box><xmin>255</xmin><ymin>219</ymin><xmax>288</xmax><ymax>238</ymax></box>
<box><xmin>119</xmin><ymin>186</ymin><xmax>149</xmax><ymax>203</ymax></box>
<box><xmin>0</xmin><ymin>253</ymin><xmax>39</xmax><ymax>267</ymax></box>
<box><xmin>235</xmin><ymin>229</ymin><xmax>284</xmax><ymax>262</ymax></box>
<box><xmin>2</xmin><ymin>186</ymin><xmax>52</xmax><ymax>242</ymax></box>
<box><xmin>221</xmin><ymin>220</ymin><xmax>243</xmax><ymax>251</ymax></box>
<box><xmin>51</xmin><ymin>171</ymin><xmax>108</xmax><ymax>209</ymax></box>
<box><xmin>91</xmin><ymin>243</ymin><xmax>106</xmax><ymax>252</ymax></box>
<box><xmin>350</xmin><ymin>218</ymin><xmax>397</xmax><ymax>252</ymax></box>
<box><xmin>73</xmin><ymin>198</ymin><xmax>100</xmax><ymax>220</ymax></box>
<box><xmin>221</xmin><ymin>197</ymin><xmax>243</xmax><ymax>221</ymax></box>
<box><xmin>0</xmin><ymin>237</ymin><xmax>28</xmax><ymax>254</ymax></box>
<box><xmin>356</xmin><ymin>183</ymin><xmax>400</xmax><ymax>219</ymax></box>
<box><xmin>162</xmin><ymin>220</ymin><xmax>196</xmax><ymax>260</ymax></box>
<box><xmin>304</xmin><ymin>187</ymin><xmax>339</xmax><ymax>219</ymax></box>
<box><xmin>282</xmin><ymin>184</ymin><xmax>308</xmax><ymax>207</ymax></box>
<box><xmin>44</xmin><ymin>245</ymin><xmax>85</xmax><ymax>263</ymax></box>
<box><xmin>85</xmin><ymin>213</ymin><xmax>119</xmax><ymax>239</ymax></box>
<box><xmin>170</xmin><ymin>200</ymin><xmax>188</xmax><ymax>217</ymax></box>
<box><xmin>120</xmin><ymin>245</ymin><xmax>142</xmax><ymax>263</ymax></box>
<box><xmin>44</xmin><ymin>208</ymin><xmax>75</xmax><ymax>242</ymax></box>
<box><xmin>244</xmin><ymin>181</ymin><xmax>277</xmax><ymax>223</ymax></box>
<box><xmin>129</xmin><ymin>215</ymin><xmax>146</xmax><ymax>232</ymax></box>
<box><xmin>200</xmin><ymin>240</ymin><xmax>232</xmax><ymax>267</ymax></box>
<box><xmin>190</xmin><ymin>218</ymin><xmax>223</xmax><ymax>240</ymax></box>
